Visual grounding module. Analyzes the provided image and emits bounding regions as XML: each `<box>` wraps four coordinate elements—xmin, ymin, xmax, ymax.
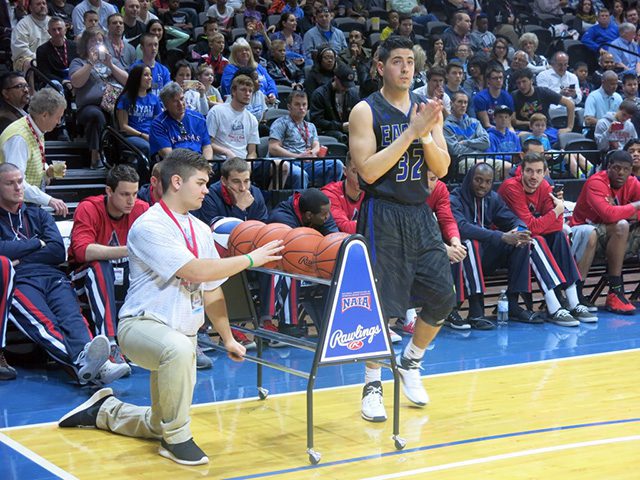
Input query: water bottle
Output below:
<box><xmin>497</xmin><ymin>290</ymin><xmax>509</xmax><ymax>327</ymax></box>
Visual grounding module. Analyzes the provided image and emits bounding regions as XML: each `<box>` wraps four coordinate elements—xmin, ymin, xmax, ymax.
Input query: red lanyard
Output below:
<box><xmin>51</xmin><ymin>40</ymin><xmax>68</xmax><ymax>67</ymax></box>
<box><xmin>111</xmin><ymin>39</ymin><xmax>123</xmax><ymax>61</ymax></box>
<box><xmin>295</xmin><ymin>120</ymin><xmax>309</xmax><ymax>148</ymax></box>
<box><xmin>159</xmin><ymin>200</ymin><xmax>199</xmax><ymax>257</ymax></box>
<box><xmin>25</xmin><ymin>116</ymin><xmax>46</xmax><ymax>169</ymax></box>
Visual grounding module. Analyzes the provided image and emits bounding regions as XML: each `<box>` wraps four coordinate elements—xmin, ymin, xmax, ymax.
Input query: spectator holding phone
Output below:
<box><xmin>595</xmin><ymin>99</ymin><xmax>639</xmax><ymax>152</ymax></box>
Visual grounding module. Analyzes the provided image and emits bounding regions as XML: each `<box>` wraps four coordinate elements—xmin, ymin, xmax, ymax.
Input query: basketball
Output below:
<box><xmin>253</xmin><ymin>223</ymin><xmax>292</xmax><ymax>270</ymax></box>
<box><xmin>314</xmin><ymin>232</ymin><xmax>349</xmax><ymax>279</ymax></box>
<box><xmin>282</xmin><ymin>227</ymin><xmax>323</xmax><ymax>276</ymax></box>
<box><xmin>211</xmin><ymin>217</ymin><xmax>244</xmax><ymax>257</ymax></box>
<box><xmin>228</xmin><ymin>220</ymin><xmax>265</xmax><ymax>256</ymax></box>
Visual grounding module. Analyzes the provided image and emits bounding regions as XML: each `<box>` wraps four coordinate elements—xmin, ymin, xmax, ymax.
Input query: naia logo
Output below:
<box><xmin>341</xmin><ymin>291</ymin><xmax>372</xmax><ymax>313</ymax></box>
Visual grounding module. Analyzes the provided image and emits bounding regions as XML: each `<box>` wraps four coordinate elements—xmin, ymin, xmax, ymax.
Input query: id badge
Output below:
<box><xmin>113</xmin><ymin>267</ymin><xmax>124</xmax><ymax>286</ymax></box>
<box><xmin>190</xmin><ymin>288</ymin><xmax>204</xmax><ymax>314</ymax></box>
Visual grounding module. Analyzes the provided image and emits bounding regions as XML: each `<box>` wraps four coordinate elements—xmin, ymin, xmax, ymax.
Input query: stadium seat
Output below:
<box><xmin>427</xmin><ymin>21</ymin><xmax>449</xmax><ymax>35</ymax></box>
<box><xmin>523</xmin><ymin>25</ymin><xmax>553</xmax><ymax>55</ymax></box>
<box><xmin>334</xmin><ymin>18</ymin><xmax>366</xmax><ymax>33</ymax></box>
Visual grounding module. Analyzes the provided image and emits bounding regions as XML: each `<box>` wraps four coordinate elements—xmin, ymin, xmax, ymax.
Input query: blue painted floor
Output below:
<box><xmin>1</xmin><ymin>309</ymin><xmax>639</xmax><ymax>430</ymax></box>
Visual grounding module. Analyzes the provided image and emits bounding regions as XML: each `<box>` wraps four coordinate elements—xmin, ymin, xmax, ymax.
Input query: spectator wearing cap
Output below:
<box><xmin>570</xmin><ymin>149</ymin><xmax>640</xmax><ymax>314</ymax></box>
<box><xmin>487</xmin><ymin>104</ymin><xmax>522</xmax><ymax>164</ymax></box>
<box><xmin>302</xmin><ymin>7</ymin><xmax>347</xmax><ymax>63</ymax></box>
<box><xmin>594</xmin><ymin>99</ymin><xmax>638</xmax><ymax>152</ymax></box>
<box><xmin>608</xmin><ymin>22</ymin><xmax>640</xmax><ymax>73</ymax></box>
<box><xmin>582</xmin><ymin>8</ymin><xmax>619</xmax><ymax>53</ymax></box>
<box><xmin>470</xmin><ymin>13</ymin><xmax>496</xmax><ymax>55</ymax></box>
<box><xmin>305</xmin><ymin>46</ymin><xmax>336</xmax><ymax>97</ymax></box>
<box><xmin>584</xmin><ymin>70</ymin><xmax>623</xmax><ymax>128</ymax></box>
<box><xmin>309</xmin><ymin>62</ymin><xmax>358</xmax><ymax>144</ymax></box>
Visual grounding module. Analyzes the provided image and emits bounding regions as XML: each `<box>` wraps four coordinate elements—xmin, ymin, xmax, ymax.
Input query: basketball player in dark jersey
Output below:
<box><xmin>349</xmin><ymin>36</ymin><xmax>456</xmax><ymax>422</ymax></box>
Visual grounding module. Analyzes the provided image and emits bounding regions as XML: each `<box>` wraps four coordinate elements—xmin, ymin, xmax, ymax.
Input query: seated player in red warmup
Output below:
<box><xmin>498</xmin><ymin>153</ymin><xmax>597</xmax><ymax>324</ymax></box>
<box><xmin>321</xmin><ymin>153</ymin><xmax>363</xmax><ymax>234</ymax></box>
<box><xmin>570</xmin><ymin>150</ymin><xmax>640</xmax><ymax>314</ymax></box>
<box><xmin>69</xmin><ymin>165</ymin><xmax>149</xmax><ymax>374</ymax></box>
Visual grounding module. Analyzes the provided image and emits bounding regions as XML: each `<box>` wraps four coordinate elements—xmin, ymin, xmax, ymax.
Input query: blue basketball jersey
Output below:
<box><xmin>360</xmin><ymin>91</ymin><xmax>430</xmax><ymax>205</ymax></box>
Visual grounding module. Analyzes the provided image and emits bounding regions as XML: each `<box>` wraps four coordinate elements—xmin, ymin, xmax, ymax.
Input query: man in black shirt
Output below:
<box><xmin>123</xmin><ymin>0</ymin><xmax>145</xmax><ymax>48</ymax></box>
<box><xmin>36</xmin><ymin>17</ymin><xmax>77</xmax><ymax>86</ymax></box>
<box><xmin>511</xmin><ymin>68</ymin><xmax>575</xmax><ymax>135</ymax></box>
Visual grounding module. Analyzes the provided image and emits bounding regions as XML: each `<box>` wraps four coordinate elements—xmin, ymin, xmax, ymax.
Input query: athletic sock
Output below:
<box><xmin>468</xmin><ymin>294</ymin><xmax>484</xmax><ymax>318</ymax></box>
<box><xmin>544</xmin><ymin>290</ymin><xmax>562</xmax><ymax>315</ymax></box>
<box><xmin>403</xmin><ymin>339</ymin><xmax>426</xmax><ymax>362</ymax></box>
<box><xmin>608</xmin><ymin>275</ymin><xmax>624</xmax><ymax>297</ymax></box>
<box><xmin>565</xmin><ymin>284</ymin><xmax>580</xmax><ymax>309</ymax></box>
<box><xmin>364</xmin><ymin>366</ymin><xmax>382</xmax><ymax>385</ymax></box>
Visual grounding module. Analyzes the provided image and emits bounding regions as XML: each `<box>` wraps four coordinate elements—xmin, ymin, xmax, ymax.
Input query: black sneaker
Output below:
<box><xmin>0</xmin><ymin>350</ymin><xmax>17</xmax><ymax>381</ymax></box>
<box><xmin>468</xmin><ymin>317</ymin><xmax>495</xmax><ymax>330</ymax></box>
<box><xmin>159</xmin><ymin>438</ymin><xmax>209</xmax><ymax>466</ymax></box>
<box><xmin>278</xmin><ymin>323</ymin><xmax>307</xmax><ymax>338</ymax></box>
<box><xmin>444</xmin><ymin>310</ymin><xmax>471</xmax><ymax>330</ymax></box>
<box><xmin>58</xmin><ymin>388</ymin><xmax>113</xmax><ymax>428</ymax></box>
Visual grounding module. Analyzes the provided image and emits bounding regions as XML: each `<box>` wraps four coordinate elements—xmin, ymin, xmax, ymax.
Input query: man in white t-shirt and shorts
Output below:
<box><xmin>58</xmin><ymin>149</ymin><xmax>283</xmax><ymax>466</ymax></box>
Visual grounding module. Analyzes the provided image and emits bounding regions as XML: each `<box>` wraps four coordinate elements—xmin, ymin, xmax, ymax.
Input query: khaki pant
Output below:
<box><xmin>96</xmin><ymin>315</ymin><xmax>197</xmax><ymax>444</ymax></box>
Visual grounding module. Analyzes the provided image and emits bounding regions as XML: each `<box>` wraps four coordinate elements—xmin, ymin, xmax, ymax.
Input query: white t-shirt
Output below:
<box><xmin>120</xmin><ymin>203</ymin><xmax>226</xmax><ymax>335</ymax></box>
<box><xmin>206</xmin><ymin>102</ymin><xmax>260</xmax><ymax>160</ymax></box>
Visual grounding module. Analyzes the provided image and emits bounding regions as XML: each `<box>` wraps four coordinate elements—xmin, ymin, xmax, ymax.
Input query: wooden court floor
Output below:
<box><xmin>2</xmin><ymin>349</ymin><xmax>639</xmax><ymax>479</ymax></box>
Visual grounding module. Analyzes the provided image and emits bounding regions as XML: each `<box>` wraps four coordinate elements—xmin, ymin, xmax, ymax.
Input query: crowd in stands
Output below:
<box><xmin>2</xmin><ymin>0</ymin><xmax>640</xmax><ymax>388</ymax></box>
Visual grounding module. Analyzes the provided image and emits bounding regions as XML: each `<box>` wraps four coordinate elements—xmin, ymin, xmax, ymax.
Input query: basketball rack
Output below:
<box><xmin>210</xmin><ymin>234</ymin><xmax>406</xmax><ymax>464</ymax></box>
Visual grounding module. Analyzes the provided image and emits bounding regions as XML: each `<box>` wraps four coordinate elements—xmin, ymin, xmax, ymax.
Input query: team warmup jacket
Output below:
<box><xmin>320</xmin><ymin>180</ymin><xmax>362</xmax><ymax>234</ymax></box>
<box><xmin>268</xmin><ymin>192</ymin><xmax>338</xmax><ymax>234</ymax></box>
<box><xmin>68</xmin><ymin>195</ymin><xmax>149</xmax><ymax>266</ymax></box>
<box><xmin>498</xmin><ymin>166</ymin><xmax>563</xmax><ymax>236</ymax></box>
<box><xmin>427</xmin><ymin>180</ymin><xmax>460</xmax><ymax>243</ymax></box>
<box><xmin>193</xmin><ymin>181</ymin><xmax>268</xmax><ymax>225</ymax></box>
<box><xmin>450</xmin><ymin>164</ymin><xmax>526</xmax><ymax>243</ymax></box>
<box><xmin>570</xmin><ymin>170</ymin><xmax>640</xmax><ymax>226</ymax></box>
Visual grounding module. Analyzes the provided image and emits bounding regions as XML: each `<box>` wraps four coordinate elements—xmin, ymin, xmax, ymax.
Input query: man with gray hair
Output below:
<box><xmin>608</xmin><ymin>22</ymin><xmax>640</xmax><ymax>73</ymax></box>
<box><xmin>0</xmin><ymin>88</ymin><xmax>68</xmax><ymax>216</ymax></box>
<box><xmin>150</xmin><ymin>82</ymin><xmax>213</xmax><ymax>161</ymax></box>
<box><xmin>536</xmin><ymin>52</ymin><xmax>582</xmax><ymax>107</ymax></box>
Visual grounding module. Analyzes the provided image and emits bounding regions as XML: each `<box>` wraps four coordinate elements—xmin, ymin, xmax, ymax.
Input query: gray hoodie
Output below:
<box><xmin>594</xmin><ymin>111</ymin><xmax>638</xmax><ymax>152</ymax></box>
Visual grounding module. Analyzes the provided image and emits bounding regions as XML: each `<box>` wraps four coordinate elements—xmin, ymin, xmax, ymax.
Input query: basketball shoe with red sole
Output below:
<box><xmin>605</xmin><ymin>292</ymin><xmax>637</xmax><ymax>315</ymax></box>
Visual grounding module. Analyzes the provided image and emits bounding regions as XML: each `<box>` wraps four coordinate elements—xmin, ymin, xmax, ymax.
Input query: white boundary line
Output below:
<box><xmin>359</xmin><ymin>435</ymin><xmax>640</xmax><ymax>479</ymax></box>
<box><xmin>3</xmin><ymin>347</ymin><xmax>639</xmax><ymax>433</ymax></box>
<box><xmin>0</xmin><ymin>431</ymin><xmax>77</xmax><ymax>480</ymax></box>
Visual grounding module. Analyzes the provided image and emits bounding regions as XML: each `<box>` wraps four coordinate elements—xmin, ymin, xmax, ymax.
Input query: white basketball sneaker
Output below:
<box><xmin>361</xmin><ymin>381</ymin><xmax>387</xmax><ymax>422</ymax></box>
<box><xmin>397</xmin><ymin>355</ymin><xmax>429</xmax><ymax>406</ymax></box>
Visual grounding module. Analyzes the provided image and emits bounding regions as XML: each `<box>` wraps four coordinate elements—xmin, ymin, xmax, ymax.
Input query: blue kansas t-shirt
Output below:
<box><xmin>150</xmin><ymin>109</ymin><xmax>211</xmax><ymax>156</ymax></box>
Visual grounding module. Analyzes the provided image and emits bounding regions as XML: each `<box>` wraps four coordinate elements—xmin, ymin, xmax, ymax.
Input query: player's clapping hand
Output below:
<box><xmin>249</xmin><ymin>240</ymin><xmax>284</xmax><ymax>267</ymax></box>
<box><xmin>409</xmin><ymin>100</ymin><xmax>443</xmax><ymax>139</ymax></box>
<box><xmin>224</xmin><ymin>338</ymin><xmax>246</xmax><ymax>362</ymax></box>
